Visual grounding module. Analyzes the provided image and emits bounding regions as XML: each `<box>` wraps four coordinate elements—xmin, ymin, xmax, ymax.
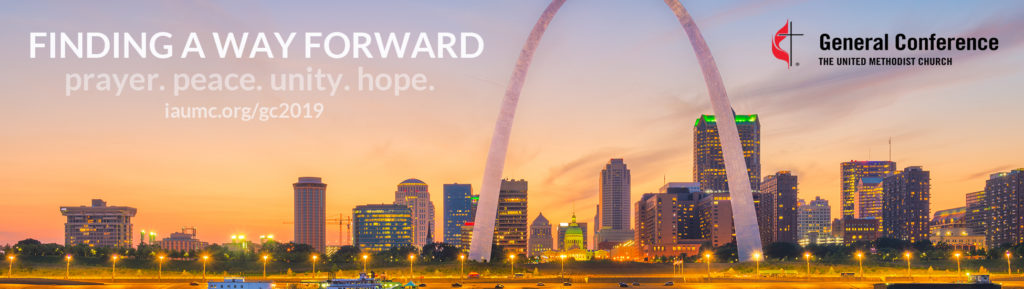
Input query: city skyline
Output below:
<box><xmin>7</xmin><ymin>158</ymin><xmax>1021</xmax><ymax>246</ymax></box>
<box><xmin>3</xmin><ymin>1</ymin><xmax>1024</xmax><ymax>246</ymax></box>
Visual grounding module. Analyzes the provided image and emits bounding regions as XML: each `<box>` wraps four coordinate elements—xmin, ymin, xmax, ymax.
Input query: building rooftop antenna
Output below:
<box><xmin>888</xmin><ymin>137</ymin><xmax>892</xmax><ymax>162</ymax></box>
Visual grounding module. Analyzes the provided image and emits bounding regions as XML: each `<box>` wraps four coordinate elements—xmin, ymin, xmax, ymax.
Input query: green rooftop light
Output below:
<box><xmin>695</xmin><ymin>114</ymin><xmax>758</xmax><ymax>127</ymax></box>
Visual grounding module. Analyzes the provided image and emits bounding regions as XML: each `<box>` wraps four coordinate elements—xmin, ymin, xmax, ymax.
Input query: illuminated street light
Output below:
<box><xmin>362</xmin><ymin>254</ymin><xmax>369</xmax><ymax>273</ymax></box>
<box><xmin>679</xmin><ymin>257</ymin><xmax>686</xmax><ymax>283</ymax></box>
<box><xmin>6</xmin><ymin>255</ymin><xmax>13</xmax><ymax>279</ymax></box>
<box><xmin>312</xmin><ymin>254</ymin><xmax>319</xmax><ymax>279</ymax></box>
<box><xmin>705</xmin><ymin>253</ymin><xmax>713</xmax><ymax>279</ymax></box>
<box><xmin>111</xmin><ymin>255</ymin><xmax>119</xmax><ymax>282</ymax></box>
<box><xmin>65</xmin><ymin>255</ymin><xmax>72</xmax><ymax>280</ymax></box>
<box><xmin>855</xmin><ymin>252</ymin><xmax>864</xmax><ymax>278</ymax></box>
<box><xmin>904</xmin><ymin>252</ymin><xmax>912</xmax><ymax>278</ymax></box>
<box><xmin>1007</xmin><ymin>252</ymin><xmax>1013</xmax><ymax>276</ymax></box>
<box><xmin>262</xmin><ymin>255</ymin><xmax>269</xmax><ymax>279</ymax></box>
<box><xmin>458</xmin><ymin>254</ymin><xmax>465</xmax><ymax>280</ymax></box>
<box><xmin>752</xmin><ymin>252</ymin><xmax>761</xmax><ymax>279</ymax></box>
<box><xmin>158</xmin><ymin>255</ymin><xmax>165</xmax><ymax>280</ymax></box>
<box><xmin>804</xmin><ymin>253</ymin><xmax>811</xmax><ymax>279</ymax></box>
<box><xmin>954</xmin><ymin>252</ymin><xmax>962</xmax><ymax>276</ymax></box>
<box><xmin>202</xmin><ymin>255</ymin><xmax>210</xmax><ymax>282</ymax></box>
<box><xmin>508</xmin><ymin>254</ymin><xmax>516</xmax><ymax>277</ymax></box>
<box><xmin>559</xmin><ymin>254</ymin><xmax>567</xmax><ymax>280</ymax></box>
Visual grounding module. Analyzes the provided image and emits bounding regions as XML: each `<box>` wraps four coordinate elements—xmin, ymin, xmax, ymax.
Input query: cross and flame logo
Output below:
<box><xmin>772</xmin><ymin>20</ymin><xmax>803</xmax><ymax>68</ymax></box>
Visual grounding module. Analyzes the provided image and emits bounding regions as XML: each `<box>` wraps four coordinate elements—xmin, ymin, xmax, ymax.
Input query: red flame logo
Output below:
<box><xmin>773</xmin><ymin>21</ymin><xmax>790</xmax><ymax>68</ymax></box>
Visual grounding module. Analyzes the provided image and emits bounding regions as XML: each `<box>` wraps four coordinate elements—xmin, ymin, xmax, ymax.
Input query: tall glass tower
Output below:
<box><xmin>840</xmin><ymin>161</ymin><xmax>896</xmax><ymax>218</ymax></box>
<box><xmin>595</xmin><ymin>159</ymin><xmax>634</xmax><ymax>247</ymax></box>
<box><xmin>443</xmin><ymin>183</ymin><xmax>473</xmax><ymax>247</ymax></box>
<box><xmin>693</xmin><ymin>114</ymin><xmax>761</xmax><ymax>193</ymax></box>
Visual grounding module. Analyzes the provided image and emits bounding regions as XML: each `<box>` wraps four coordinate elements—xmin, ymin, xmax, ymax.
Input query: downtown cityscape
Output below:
<box><xmin>3</xmin><ymin>113</ymin><xmax>1024</xmax><ymax>287</ymax></box>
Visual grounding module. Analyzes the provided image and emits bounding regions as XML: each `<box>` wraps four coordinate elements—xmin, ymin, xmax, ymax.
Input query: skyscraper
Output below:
<box><xmin>759</xmin><ymin>171</ymin><xmax>798</xmax><ymax>244</ymax></box>
<box><xmin>983</xmin><ymin>169</ymin><xmax>1024</xmax><ymax>247</ymax></box>
<box><xmin>353</xmin><ymin>204</ymin><xmax>413</xmax><ymax>252</ymax></box>
<box><xmin>693</xmin><ymin>114</ymin><xmax>760</xmax><ymax>193</ymax></box>
<box><xmin>797</xmin><ymin>197</ymin><xmax>831</xmax><ymax>244</ymax></box>
<box><xmin>394</xmin><ymin>178</ymin><xmax>436</xmax><ymax>247</ymax></box>
<box><xmin>293</xmin><ymin>177</ymin><xmax>326</xmax><ymax>253</ymax></box>
<box><xmin>635</xmin><ymin>193</ymin><xmax>677</xmax><ymax>257</ymax></box>
<box><xmin>840</xmin><ymin>161</ymin><xmax>896</xmax><ymax>218</ymax></box>
<box><xmin>595</xmin><ymin>159</ymin><xmax>634</xmax><ymax>247</ymax></box>
<box><xmin>458</xmin><ymin>194</ymin><xmax>480</xmax><ymax>250</ymax></box>
<box><xmin>854</xmin><ymin>177</ymin><xmax>885</xmax><ymax>221</ymax></box>
<box><xmin>661</xmin><ymin>182</ymin><xmax>705</xmax><ymax>241</ymax></box>
<box><xmin>495</xmin><ymin>179</ymin><xmax>528</xmax><ymax>255</ymax></box>
<box><xmin>59</xmin><ymin>199</ymin><xmax>137</xmax><ymax>247</ymax></box>
<box><xmin>443</xmin><ymin>183</ymin><xmax>473</xmax><ymax>246</ymax></box>
<box><xmin>881</xmin><ymin>166</ymin><xmax>931</xmax><ymax>243</ymax></box>
<box><xmin>965</xmin><ymin>190</ymin><xmax>988</xmax><ymax>236</ymax></box>
<box><xmin>698</xmin><ymin>193</ymin><xmax>734</xmax><ymax>247</ymax></box>
<box><xmin>528</xmin><ymin>213</ymin><xmax>553</xmax><ymax>257</ymax></box>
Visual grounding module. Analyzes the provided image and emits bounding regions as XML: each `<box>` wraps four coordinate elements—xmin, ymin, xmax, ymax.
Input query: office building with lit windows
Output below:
<box><xmin>528</xmin><ymin>213</ymin><xmax>553</xmax><ymax>257</ymax></box>
<box><xmin>965</xmin><ymin>190</ymin><xmax>988</xmax><ymax>236</ymax></box>
<box><xmin>699</xmin><ymin>193</ymin><xmax>735</xmax><ymax>247</ymax></box>
<box><xmin>693</xmin><ymin>114</ymin><xmax>760</xmax><ymax>194</ymax></box>
<box><xmin>983</xmin><ymin>169</ymin><xmax>1024</xmax><ymax>247</ymax></box>
<box><xmin>759</xmin><ymin>171</ymin><xmax>798</xmax><ymax>244</ymax></box>
<box><xmin>661</xmin><ymin>182</ymin><xmax>705</xmax><ymax>242</ymax></box>
<box><xmin>595</xmin><ymin>159</ymin><xmax>634</xmax><ymax>248</ymax></box>
<box><xmin>353</xmin><ymin>204</ymin><xmax>413</xmax><ymax>252</ymax></box>
<box><xmin>443</xmin><ymin>183</ymin><xmax>473</xmax><ymax>247</ymax></box>
<box><xmin>155</xmin><ymin>227</ymin><xmax>208</xmax><ymax>252</ymax></box>
<box><xmin>797</xmin><ymin>197</ymin><xmax>832</xmax><ymax>244</ymax></box>
<box><xmin>840</xmin><ymin>217</ymin><xmax>879</xmax><ymax>245</ymax></box>
<box><xmin>841</xmin><ymin>161</ymin><xmax>896</xmax><ymax>218</ymax></box>
<box><xmin>494</xmin><ymin>179</ymin><xmax>528</xmax><ymax>255</ymax></box>
<box><xmin>881</xmin><ymin>166</ymin><xmax>931</xmax><ymax>243</ymax></box>
<box><xmin>930</xmin><ymin>207</ymin><xmax>985</xmax><ymax>250</ymax></box>
<box><xmin>635</xmin><ymin>192</ymin><xmax>680</xmax><ymax>259</ymax></box>
<box><xmin>854</xmin><ymin>177</ymin><xmax>885</xmax><ymax>227</ymax></box>
<box><xmin>394</xmin><ymin>178</ymin><xmax>436</xmax><ymax>247</ymax></box>
<box><xmin>60</xmin><ymin>199</ymin><xmax>137</xmax><ymax>247</ymax></box>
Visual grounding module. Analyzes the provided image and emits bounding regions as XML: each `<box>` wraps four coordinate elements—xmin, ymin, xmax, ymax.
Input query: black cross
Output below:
<box><xmin>777</xmin><ymin>21</ymin><xmax>804</xmax><ymax>67</ymax></box>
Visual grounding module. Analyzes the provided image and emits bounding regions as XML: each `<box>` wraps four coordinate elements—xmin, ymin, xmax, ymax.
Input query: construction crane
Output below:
<box><xmin>282</xmin><ymin>213</ymin><xmax>354</xmax><ymax>246</ymax></box>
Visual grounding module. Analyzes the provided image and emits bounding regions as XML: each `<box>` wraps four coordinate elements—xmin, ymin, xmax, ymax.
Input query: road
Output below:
<box><xmin>4</xmin><ymin>282</ymin><xmax>1024</xmax><ymax>289</ymax></box>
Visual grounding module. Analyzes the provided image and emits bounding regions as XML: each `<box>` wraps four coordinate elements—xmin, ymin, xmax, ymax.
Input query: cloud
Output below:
<box><xmin>959</xmin><ymin>165</ymin><xmax>1018</xmax><ymax>182</ymax></box>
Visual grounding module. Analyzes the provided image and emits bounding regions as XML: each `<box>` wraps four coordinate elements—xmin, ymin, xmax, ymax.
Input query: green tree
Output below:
<box><xmin>764</xmin><ymin>242</ymin><xmax>802</xmax><ymax>260</ymax></box>
<box><xmin>714</xmin><ymin>242</ymin><xmax>737</xmax><ymax>262</ymax></box>
<box><xmin>488</xmin><ymin>244</ymin><xmax>507</xmax><ymax>263</ymax></box>
<box><xmin>271</xmin><ymin>242</ymin><xmax>315</xmax><ymax>264</ymax></box>
<box><xmin>330</xmin><ymin>245</ymin><xmax>361</xmax><ymax>266</ymax></box>
<box><xmin>421</xmin><ymin>243</ymin><xmax>459</xmax><ymax>263</ymax></box>
<box><xmin>374</xmin><ymin>246</ymin><xmax>418</xmax><ymax>265</ymax></box>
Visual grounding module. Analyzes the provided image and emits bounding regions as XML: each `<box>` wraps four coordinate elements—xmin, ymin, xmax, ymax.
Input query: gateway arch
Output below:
<box><xmin>468</xmin><ymin>0</ymin><xmax>763</xmax><ymax>262</ymax></box>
